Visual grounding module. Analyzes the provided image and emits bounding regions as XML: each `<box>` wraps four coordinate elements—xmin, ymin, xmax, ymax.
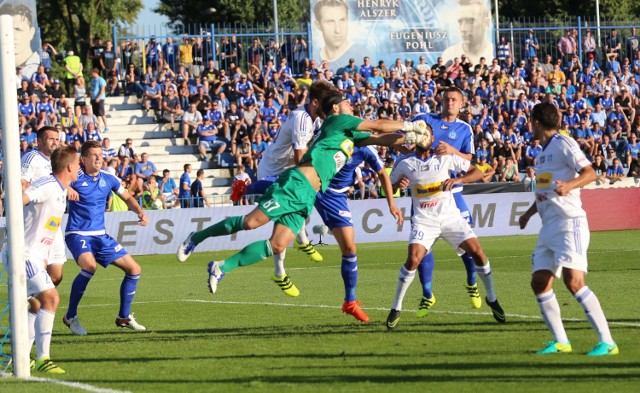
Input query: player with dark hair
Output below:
<box><xmin>411</xmin><ymin>87</ymin><xmax>505</xmax><ymax>324</ymax></box>
<box><xmin>314</xmin><ymin>144</ymin><xmax>403</xmax><ymax>322</ymax></box>
<box><xmin>519</xmin><ymin>102</ymin><xmax>618</xmax><ymax>356</ymax></box>
<box><xmin>215</xmin><ymin>81</ymin><xmax>337</xmax><ymax>289</ymax></box>
<box><xmin>386</xmin><ymin>129</ymin><xmax>504</xmax><ymax>329</ymax></box>
<box><xmin>3</xmin><ymin>145</ymin><xmax>79</xmax><ymax>373</ymax></box>
<box><xmin>177</xmin><ymin>91</ymin><xmax>428</xmax><ymax>298</ymax></box>
<box><xmin>63</xmin><ymin>141</ymin><xmax>149</xmax><ymax>335</ymax></box>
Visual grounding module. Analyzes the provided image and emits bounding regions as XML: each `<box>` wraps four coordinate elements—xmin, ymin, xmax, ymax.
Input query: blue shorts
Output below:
<box><xmin>315</xmin><ymin>189</ymin><xmax>352</xmax><ymax>230</ymax></box>
<box><xmin>453</xmin><ymin>192</ymin><xmax>472</xmax><ymax>225</ymax></box>
<box><xmin>245</xmin><ymin>176</ymin><xmax>277</xmax><ymax>195</ymax></box>
<box><xmin>65</xmin><ymin>233</ymin><xmax>128</xmax><ymax>267</ymax></box>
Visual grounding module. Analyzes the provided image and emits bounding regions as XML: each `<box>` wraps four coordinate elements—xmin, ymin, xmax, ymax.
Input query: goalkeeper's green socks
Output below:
<box><xmin>220</xmin><ymin>240</ymin><xmax>273</xmax><ymax>273</ymax></box>
<box><xmin>192</xmin><ymin>216</ymin><xmax>245</xmax><ymax>244</ymax></box>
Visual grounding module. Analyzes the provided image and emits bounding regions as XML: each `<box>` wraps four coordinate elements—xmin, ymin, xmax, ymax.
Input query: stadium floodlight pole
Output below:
<box><xmin>0</xmin><ymin>15</ymin><xmax>30</xmax><ymax>378</ymax></box>
<box><xmin>273</xmin><ymin>0</ymin><xmax>279</xmax><ymax>45</ymax></box>
<box><xmin>595</xmin><ymin>0</ymin><xmax>602</xmax><ymax>48</ymax></box>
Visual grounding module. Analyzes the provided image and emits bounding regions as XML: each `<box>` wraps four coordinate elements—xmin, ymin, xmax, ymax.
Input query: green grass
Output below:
<box><xmin>1</xmin><ymin>230</ymin><xmax>639</xmax><ymax>392</ymax></box>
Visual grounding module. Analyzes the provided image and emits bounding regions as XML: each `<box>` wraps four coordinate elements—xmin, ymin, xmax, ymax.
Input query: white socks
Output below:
<box><xmin>476</xmin><ymin>262</ymin><xmax>497</xmax><ymax>302</ymax></box>
<box><xmin>28</xmin><ymin>311</ymin><xmax>37</xmax><ymax>352</ymax></box>
<box><xmin>35</xmin><ymin>308</ymin><xmax>55</xmax><ymax>359</ymax></box>
<box><xmin>536</xmin><ymin>290</ymin><xmax>569</xmax><ymax>344</ymax></box>
<box><xmin>391</xmin><ymin>266</ymin><xmax>416</xmax><ymax>311</ymax></box>
<box><xmin>296</xmin><ymin>228</ymin><xmax>309</xmax><ymax>245</ymax></box>
<box><xmin>273</xmin><ymin>249</ymin><xmax>287</xmax><ymax>278</ymax></box>
<box><xmin>574</xmin><ymin>286</ymin><xmax>614</xmax><ymax>345</ymax></box>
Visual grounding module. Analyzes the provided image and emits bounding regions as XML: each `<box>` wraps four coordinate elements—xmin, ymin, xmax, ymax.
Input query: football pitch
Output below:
<box><xmin>1</xmin><ymin>230</ymin><xmax>639</xmax><ymax>393</ymax></box>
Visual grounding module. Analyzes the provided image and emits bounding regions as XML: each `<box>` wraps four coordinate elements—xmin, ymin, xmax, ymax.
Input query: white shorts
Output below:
<box><xmin>409</xmin><ymin>214</ymin><xmax>476</xmax><ymax>253</ymax></box>
<box><xmin>47</xmin><ymin>229</ymin><xmax>68</xmax><ymax>265</ymax></box>
<box><xmin>532</xmin><ymin>217</ymin><xmax>590</xmax><ymax>277</ymax></box>
<box><xmin>1</xmin><ymin>248</ymin><xmax>54</xmax><ymax>298</ymax></box>
<box><xmin>26</xmin><ymin>258</ymin><xmax>56</xmax><ymax>297</ymax></box>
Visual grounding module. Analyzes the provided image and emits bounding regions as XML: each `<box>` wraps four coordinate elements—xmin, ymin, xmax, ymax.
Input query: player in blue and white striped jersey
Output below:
<box><xmin>315</xmin><ymin>146</ymin><xmax>402</xmax><ymax>322</ymax></box>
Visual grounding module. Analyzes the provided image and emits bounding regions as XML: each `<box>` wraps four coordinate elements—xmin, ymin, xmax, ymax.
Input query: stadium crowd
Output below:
<box><xmin>7</xmin><ymin>28</ymin><xmax>640</xmax><ymax>212</ymax></box>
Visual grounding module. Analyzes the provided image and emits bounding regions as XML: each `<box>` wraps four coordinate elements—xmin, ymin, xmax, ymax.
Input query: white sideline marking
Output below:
<box><xmin>0</xmin><ymin>374</ymin><xmax>130</xmax><ymax>393</ymax></box>
<box><xmin>62</xmin><ymin>299</ymin><xmax>640</xmax><ymax>328</ymax></box>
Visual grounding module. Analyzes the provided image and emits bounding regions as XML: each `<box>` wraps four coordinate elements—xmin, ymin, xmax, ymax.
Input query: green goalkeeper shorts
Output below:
<box><xmin>257</xmin><ymin>168</ymin><xmax>317</xmax><ymax>234</ymax></box>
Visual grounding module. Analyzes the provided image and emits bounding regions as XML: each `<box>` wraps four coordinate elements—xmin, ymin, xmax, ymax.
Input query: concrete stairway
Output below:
<box><xmin>103</xmin><ymin>96</ymin><xmax>236</xmax><ymax>205</ymax></box>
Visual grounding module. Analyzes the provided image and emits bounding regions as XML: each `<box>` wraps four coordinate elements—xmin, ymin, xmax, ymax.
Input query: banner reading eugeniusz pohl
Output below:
<box><xmin>310</xmin><ymin>0</ymin><xmax>494</xmax><ymax>72</ymax></box>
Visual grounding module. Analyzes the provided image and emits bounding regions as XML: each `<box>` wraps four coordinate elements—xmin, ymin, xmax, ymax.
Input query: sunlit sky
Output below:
<box><xmin>136</xmin><ymin>0</ymin><xmax>170</xmax><ymax>27</ymax></box>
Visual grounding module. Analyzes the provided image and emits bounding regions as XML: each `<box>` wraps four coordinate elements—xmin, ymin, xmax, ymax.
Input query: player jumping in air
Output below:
<box><xmin>177</xmin><ymin>90</ymin><xmax>428</xmax><ymax>297</ymax></box>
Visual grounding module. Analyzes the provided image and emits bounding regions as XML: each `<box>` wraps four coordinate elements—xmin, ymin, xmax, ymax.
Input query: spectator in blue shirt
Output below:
<box><xmin>134</xmin><ymin>153</ymin><xmax>158</xmax><ymax>188</ymax></box>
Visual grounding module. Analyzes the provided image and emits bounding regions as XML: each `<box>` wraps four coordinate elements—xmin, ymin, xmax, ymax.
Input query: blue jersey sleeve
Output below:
<box><xmin>362</xmin><ymin>145</ymin><xmax>384</xmax><ymax>173</ymax></box>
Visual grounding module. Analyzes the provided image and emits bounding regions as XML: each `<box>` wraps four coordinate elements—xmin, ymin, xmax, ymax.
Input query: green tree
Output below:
<box><xmin>37</xmin><ymin>0</ymin><xmax>143</xmax><ymax>64</ymax></box>
<box><xmin>498</xmin><ymin>0</ymin><xmax>640</xmax><ymax>20</ymax></box>
<box><xmin>154</xmin><ymin>0</ymin><xmax>308</xmax><ymax>30</ymax></box>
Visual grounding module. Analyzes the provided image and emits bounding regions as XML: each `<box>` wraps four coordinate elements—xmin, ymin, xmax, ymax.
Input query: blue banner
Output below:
<box><xmin>310</xmin><ymin>0</ymin><xmax>494</xmax><ymax>71</ymax></box>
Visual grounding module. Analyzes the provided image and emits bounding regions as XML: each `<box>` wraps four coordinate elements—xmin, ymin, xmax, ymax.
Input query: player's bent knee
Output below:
<box><xmin>562</xmin><ymin>275</ymin><xmax>584</xmax><ymax>295</ymax></box>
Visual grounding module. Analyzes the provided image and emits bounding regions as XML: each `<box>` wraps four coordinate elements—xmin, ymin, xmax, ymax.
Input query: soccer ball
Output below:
<box><xmin>152</xmin><ymin>199</ymin><xmax>163</xmax><ymax>210</ymax></box>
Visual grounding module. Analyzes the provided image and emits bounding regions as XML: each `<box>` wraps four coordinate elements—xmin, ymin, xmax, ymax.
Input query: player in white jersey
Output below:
<box><xmin>385</xmin><ymin>132</ymin><xmax>505</xmax><ymax>329</ymax></box>
<box><xmin>519</xmin><ymin>102</ymin><xmax>618</xmax><ymax>356</ymax></box>
<box><xmin>256</xmin><ymin>106</ymin><xmax>321</xmax><ymax>179</ymax></box>
<box><xmin>3</xmin><ymin>145</ymin><xmax>79</xmax><ymax>373</ymax></box>
<box><xmin>21</xmin><ymin>126</ymin><xmax>68</xmax><ymax>285</ymax></box>
<box><xmin>20</xmin><ymin>126</ymin><xmax>75</xmax><ymax>369</ymax></box>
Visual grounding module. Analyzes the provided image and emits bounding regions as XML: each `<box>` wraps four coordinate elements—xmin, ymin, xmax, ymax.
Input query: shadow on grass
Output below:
<box><xmin>54</xmin><ymin>319</ymin><xmax>599</xmax><ymax>344</ymax></box>
<box><xmin>55</xmin><ymin>369</ymin><xmax>640</xmax><ymax>386</ymax></box>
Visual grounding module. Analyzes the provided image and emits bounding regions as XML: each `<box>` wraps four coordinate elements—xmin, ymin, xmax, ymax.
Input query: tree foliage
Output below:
<box><xmin>36</xmin><ymin>0</ymin><xmax>142</xmax><ymax>63</ymax></box>
<box><xmin>498</xmin><ymin>0</ymin><xmax>640</xmax><ymax>21</ymax></box>
<box><xmin>154</xmin><ymin>0</ymin><xmax>309</xmax><ymax>30</ymax></box>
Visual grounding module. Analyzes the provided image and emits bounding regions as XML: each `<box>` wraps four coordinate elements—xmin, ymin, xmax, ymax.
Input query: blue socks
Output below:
<box><xmin>341</xmin><ymin>254</ymin><xmax>358</xmax><ymax>302</ymax></box>
<box><xmin>417</xmin><ymin>252</ymin><xmax>434</xmax><ymax>298</ymax></box>
<box><xmin>119</xmin><ymin>273</ymin><xmax>140</xmax><ymax>318</ymax></box>
<box><xmin>461</xmin><ymin>253</ymin><xmax>477</xmax><ymax>286</ymax></box>
<box><xmin>67</xmin><ymin>269</ymin><xmax>94</xmax><ymax>319</ymax></box>
<box><xmin>417</xmin><ymin>251</ymin><xmax>478</xmax><ymax>297</ymax></box>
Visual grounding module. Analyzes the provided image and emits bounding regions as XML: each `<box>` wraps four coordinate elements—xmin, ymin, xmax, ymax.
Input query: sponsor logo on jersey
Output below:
<box><xmin>44</xmin><ymin>216</ymin><xmax>61</xmax><ymax>231</ymax></box>
<box><xmin>441</xmin><ymin>124</ymin><xmax>449</xmax><ymax>130</ymax></box>
<box><xmin>81</xmin><ymin>181</ymin><xmax>89</xmax><ymax>186</ymax></box>
<box><xmin>419</xmin><ymin>200</ymin><xmax>439</xmax><ymax>208</ymax></box>
<box><xmin>414</xmin><ymin>181</ymin><xmax>442</xmax><ymax>197</ymax></box>
<box><xmin>536</xmin><ymin>173</ymin><xmax>552</xmax><ymax>188</ymax></box>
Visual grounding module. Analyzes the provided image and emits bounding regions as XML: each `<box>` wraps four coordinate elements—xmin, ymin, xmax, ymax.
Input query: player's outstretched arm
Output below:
<box><xmin>377</xmin><ymin>168</ymin><xmax>403</xmax><ymax>225</ymax></box>
<box><xmin>356</xmin><ymin>119</ymin><xmax>428</xmax><ymax>135</ymax></box>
